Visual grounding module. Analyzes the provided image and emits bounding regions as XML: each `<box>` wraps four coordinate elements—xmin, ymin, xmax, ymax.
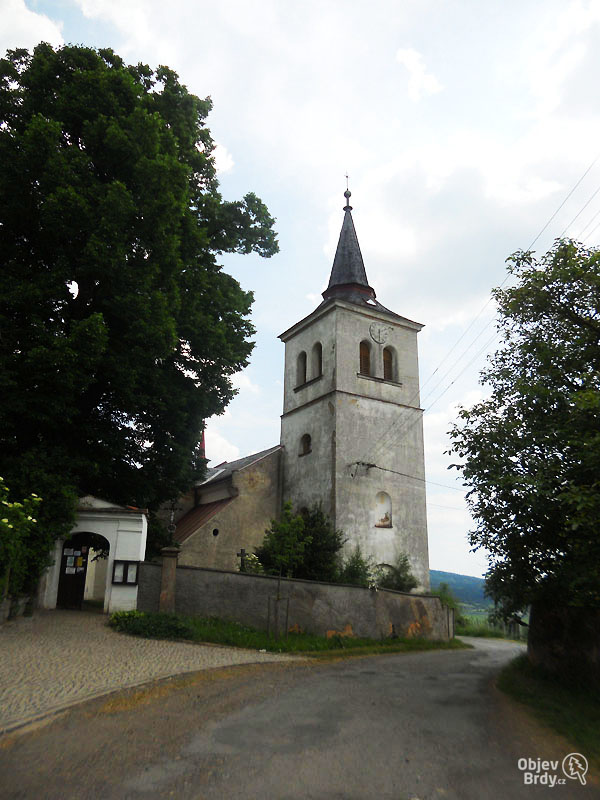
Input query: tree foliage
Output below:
<box><xmin>256</xmin><ymin>502</ymin><xmax>309</xmax><ymax>578</ymax></box>
<box><xmin>337</xmin><ymin>544</ymin><xmax>375</xmax><ymax>588</ymax></box>
<box><xmin>0</xmin><ymin>477</ymin><xmax>44</xmax><ymax>597</ymax></box>
<box><xmin>377</xmin><ymin>553</ymin><xmax>418</xmax><ymax>593</ymax></box>
<box><xmin>449</xmin><ymin>240</ymin><xmax>600</xmax><ymax>619</ymax></box>
<box><xmin>0</xmin><ymin>44</ymin><xmax>278</xmax><ymax>582</ymax></box>
<box><xmin>255</xmin><ymin>503</ymin><xmax>346</xmax><ymax>581</ymax></box>
<box><xmin>294</xmin><ymin>505</ymin><xmax>346</xmax><ymax>582</ymax></box>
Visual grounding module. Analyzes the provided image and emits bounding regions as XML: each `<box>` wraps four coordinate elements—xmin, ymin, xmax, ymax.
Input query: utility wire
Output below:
<box><xmin>368</xmin><ymin>328</ymin><xmax>500</xmax><ymax>466</ymax></box>
<box><xmin>527</xmin><ymin>151</ymin><xmax>600</xmax><ymax>250</ymax></box>
<box><xmin>351</xmin><ymin>150</ymin><xmax>600</xmax><ymax>497</ymax></box>
<box><xmin>576</xmin><ymin>205</ymin><xmax>600</xmax><ymax>239</ymax></box>
<box><xmin>352</xmin><ymin>461</ymin><xmax>466</xmax><ymax>492</ymax></box>
<box><xmin>428</xmin><ymin>502</ymin><xmax>467</xmax><ymax>511</ymax></box>
<box><xmin>365</xmin><ymin>151</ymin><xmax>600</xmax><ymax>467</ymax></box>
<box><xmin>559</xmin><ymin>182</ymin><xmax>600</xmax><ymax>238</ymax></box>
<box><xmin>584</xmin><ymin>216</ymin><xmax>600</xmax><ymax>245</ymax></box>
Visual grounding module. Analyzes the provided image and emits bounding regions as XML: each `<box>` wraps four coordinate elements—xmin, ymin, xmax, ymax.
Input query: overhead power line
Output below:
<box><xmin>527</xmin><ymin>151</ymin><xmax>600</xmax><ymax>250</ymax></box>
<box><xmin>350</xmin><ymin>461</ymin><xmax>467</xmax><ymax>492</ymax></box>
<box><xmin>576</xmin><ymin>205</ymin><xmax>600</xmax><ymax>239</ymax></box>
<box><xmin>361</xmin><ymin>150</ymin><xmax>600</xmax><ymax>476</ymax></box>
<box><xmin>428</xmin><ymin>502</ymin><xmax>467</xmax><ymax>511</ymax></box>
<box><xmin>559</xmin><ymin>182</ymin><xmax>600</xmax><ymax>238</ymax></box>
<box><xmin>584</xmin><ymin>217</ymin><xmax>600</xmax><ymax>245</ymax></box>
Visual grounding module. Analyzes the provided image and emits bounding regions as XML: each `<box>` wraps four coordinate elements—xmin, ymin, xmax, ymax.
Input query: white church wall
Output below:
<box><xmin>281</xmin><ymin>397</ymin><xmax>336</xmax><ymax>515</ymax></box>
<box><xmin>281</xmin><ymin>306</ymin><xmax>336</xmax><ymax>415</ymax></box>
<box><xmin>335</xmin><ymin>390</ymin><xmax>430</xmax><ymax>590</ymax></box>
<box><xmin>179</xmin><ymin>450</ymin><xmax>281</xmax><ymax>571</ymax></box>
<box><xmin>280</xmin><ymin>299</ymin><xmax>430</xmax><ymax>591</ymax></box>
<box><xmin>333</xmin><ymin>302</ymin><xmax>422</xmax><ymax>406</ymax></box>
<box><xmin>280</xmin><ymin>305</ymin><xmax>338</xmax><ymax>515</ymax></box>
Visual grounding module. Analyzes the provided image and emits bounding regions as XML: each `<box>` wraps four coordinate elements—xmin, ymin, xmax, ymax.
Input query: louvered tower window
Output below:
<box><xmin>359</xmin><ymin>341</ymin><xmax>371</xmax><ymax>375</ymax></box>
<box><xmin>297</xmin><ymin>351</ymin><xmax>307</xmax><ymax>385</ymax></box>
<box><xmin>383</xmin><ymin>347</ymin><xmax>393</xmax><ymax>381</ymax></box>
<box><xmin>312</xmin><ymin>342</ymin><xmax>323</xmax><ymax>378</ymax></box>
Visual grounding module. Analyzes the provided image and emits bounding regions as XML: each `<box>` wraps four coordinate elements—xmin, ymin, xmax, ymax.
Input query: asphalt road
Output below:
<box><xmin>1</xmin><ymin>637</ymin><xmax>594</xmax><ymax>799</ymax></box>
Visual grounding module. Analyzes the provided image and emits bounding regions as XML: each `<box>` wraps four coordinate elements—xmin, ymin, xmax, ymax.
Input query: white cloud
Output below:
<box><xmin>213</xmin><ymin>142</ymin><xmax>234</xmax><ymax>174</ymax></box>
<box><xmin>396</xmin><ymin>47</ymin><xmax>443</xmax><ymax>102</ymax></box>
<box><xmin>305</xmin><ymin>292</ymin><xmax>323</xmax><ymax>305</ymax></box>
<box><xmin>203</xmin><ymin>428</ymin><xmax>240</xmax><ymax>465</ymax></box>
<box><xmin>231</xmin><ymin>370</ymin><xmax>260</xmax><ymax>394</ymax></box>
<box><xmin>522</xmin><ymin>0</ymin><xmax>600</xmax><ymax>117</ymax></box>
<box><xmin>0</xmin><ymin>0</ymin><xmax>63</xmax><ymax>53</ymax></box>
<box><xmin>424</xmin><ymin>293</ymin><xmax>496</xmax><ymax>334</ymax></box>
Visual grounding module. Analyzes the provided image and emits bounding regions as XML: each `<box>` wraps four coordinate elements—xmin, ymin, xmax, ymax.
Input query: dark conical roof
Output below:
<box><xmin>322</xmin><ymin>191</ymin><xmax>376</xmax><ymax>302</ymax></box>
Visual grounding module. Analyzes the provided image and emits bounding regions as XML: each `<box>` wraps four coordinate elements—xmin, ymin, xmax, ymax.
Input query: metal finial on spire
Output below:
<box><xmin>343</xmin><ymin>174</ymin><xmax>352</xmax><ymax>211</ymax></box>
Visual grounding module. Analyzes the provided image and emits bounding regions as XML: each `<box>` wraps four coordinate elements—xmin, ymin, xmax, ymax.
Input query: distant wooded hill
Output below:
<box><xmin>429</xmin><ymin>569</ymin><xmax>492</xmax><ymax>607</ymax></box>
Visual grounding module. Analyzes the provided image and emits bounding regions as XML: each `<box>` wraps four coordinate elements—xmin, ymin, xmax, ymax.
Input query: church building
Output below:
<box><xmin>173</xmin><ymin>191</ymin><xmax>430</xmax><ymax>590</ymax></box>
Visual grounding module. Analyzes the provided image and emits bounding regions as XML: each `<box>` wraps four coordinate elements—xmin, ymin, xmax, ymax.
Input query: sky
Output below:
<box><xmin>4</xmin><ymin>0</ymin><xmax>600</xmax><ymax>578</ymax></box>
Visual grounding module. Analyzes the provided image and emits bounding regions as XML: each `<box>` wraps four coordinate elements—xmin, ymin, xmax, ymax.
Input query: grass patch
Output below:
<box><xmin>455</xmin><ymin>618</ymin><xmax>507</xmax><ymax>638</ymax></box>
<box><xmin>498</xmin><ymin>654</ymin><xmax>600</xmax><ymax>769</ymax></box>
<box><xmin>456</xmin><ymin>614</ymin><xmax>527</xmax><ymax>640</ymax></box>
<box><xmin>108</xmin><ymin>610</ymin><xmax>469</xmax><ymax>656</ymax></box>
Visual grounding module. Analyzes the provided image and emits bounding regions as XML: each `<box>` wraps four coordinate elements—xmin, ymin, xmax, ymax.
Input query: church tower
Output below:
<box><xmin>279</xmin><ymin>191</ymin><xmax>430</xmax><ymax>589</ymax></box>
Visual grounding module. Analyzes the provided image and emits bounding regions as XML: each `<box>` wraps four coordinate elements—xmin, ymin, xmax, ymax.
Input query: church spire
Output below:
<box><xmin>322</xmin><ymin>188</ymin><xmax>376</xmax><ymax>302</ymax></box>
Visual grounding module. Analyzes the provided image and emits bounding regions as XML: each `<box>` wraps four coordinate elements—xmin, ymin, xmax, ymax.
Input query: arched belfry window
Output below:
<box><xmin>359</xmin><ymin>341</ymin><xmax>371</xmax><ymax>376</ymax></box>
<box><xmin>299</xmin><ymin>433</ymin><xmax>312</xmax><ymax>456</ymax></box>
<box><xmin>297</xmin><ymin>351</ymin><xmax>307</xmax><ymax>385</ymax></box>
<box><xmin>375</xmin><ymin>491</ymin><xmax>392</xmax><ymax>527</ymax></box>
<box><xmin>312</xmin><ymin>342</ymin><xmax>323</xmax><ymax>379</ymax></box>
<box><xmin>383</xmin><ymin>347</ymin><xmax>394</xmax><ymax>381</ymax></box>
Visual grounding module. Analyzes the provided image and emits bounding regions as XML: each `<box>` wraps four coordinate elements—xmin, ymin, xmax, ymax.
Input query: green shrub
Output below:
<box><xmin>255</xmin><ymin>502</ymin><xmax>309</xmax><ymax>577</ymax></box>
<box><xmin>109</xmin><ymin>610</ymin><xmax>194</xmax><ymax>639</ymax></box>
<box><xmin>242</xmin><ymin>553</ymin><xmax>265</xmax><ymax>574</ymax></box>
<box><xmin>376</xmin><ymin>553</ymin><xmax>418</xmax><ymax>592</ymax></box>
<box><xmin>0</xmin><ymin>476</ymin><xmax>44</xmax><ymax>597</ymax></box>
<box><xmin>254</xmin><ymin>503</ymin><xmax>346</xmax><ymax>581</ymax></box>
<box><xmin>295</xmin><ymin>505</ymin><xmax>346</xmax><ymax>582</ymax></box>
<box><xmin>338</xmin><ymin>544</ymin><xmax>374</xmax><ymax>587</ymax></box>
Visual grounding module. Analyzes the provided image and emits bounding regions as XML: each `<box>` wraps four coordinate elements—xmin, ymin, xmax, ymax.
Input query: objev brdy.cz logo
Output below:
<box><xmin>517</xmin><ymin>753</ymin><xmax>589</xmax><ymax>787</ymax></box>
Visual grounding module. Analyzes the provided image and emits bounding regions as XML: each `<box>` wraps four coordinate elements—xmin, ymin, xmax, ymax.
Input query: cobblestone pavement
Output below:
<box><xmin>0</xmin><ymin>610</ymin><xmax>294</xmax><ymax>733</ymax></box>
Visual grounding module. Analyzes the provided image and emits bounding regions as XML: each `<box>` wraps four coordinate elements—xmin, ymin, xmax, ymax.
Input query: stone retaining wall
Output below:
<box><xmin>138</xmin><ymin>562</ymin><xmax>452</xmax><ymax>641</ymax></box>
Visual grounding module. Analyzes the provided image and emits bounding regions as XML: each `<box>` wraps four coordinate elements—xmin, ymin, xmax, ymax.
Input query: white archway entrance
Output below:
<box><xmin>55</xmin><ymin>531</ymin><xmax>110</xmax><ymax>610</ymax></box>
<box><xmin>38</xmin><ymin>496</ymin><xmax>147</xmax><ymax>614</ymax></box>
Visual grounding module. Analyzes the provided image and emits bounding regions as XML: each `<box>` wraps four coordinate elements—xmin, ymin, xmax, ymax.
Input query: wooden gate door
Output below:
<box><xmin>56</xmin><ymin>541</ymin><xmax>89</xmax><ymax>609</ymax></box>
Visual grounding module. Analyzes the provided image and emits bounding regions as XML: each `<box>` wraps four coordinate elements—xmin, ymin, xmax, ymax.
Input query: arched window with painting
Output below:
<box><xmin>374</xmin><ymin>491</ymin><xmax>392</xmax><ymax>527</ymax></box>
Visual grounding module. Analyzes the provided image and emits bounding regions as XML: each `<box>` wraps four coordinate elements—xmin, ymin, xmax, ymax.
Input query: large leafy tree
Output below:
<box><xmin>449</xmin><ymin>241</ymin><xmax>600</xmax><ymax>632</ymax></box>
<box><xmin>0</xmin><ymin>44</ymin><xmax>278</xmax><ymax>585</ymax></box>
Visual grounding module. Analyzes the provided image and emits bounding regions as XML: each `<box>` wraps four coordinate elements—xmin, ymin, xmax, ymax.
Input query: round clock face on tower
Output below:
<box><xmin>369</xmin><ymin>322</ymin><xmax>389</xmax><ymax>344</ymax></box>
